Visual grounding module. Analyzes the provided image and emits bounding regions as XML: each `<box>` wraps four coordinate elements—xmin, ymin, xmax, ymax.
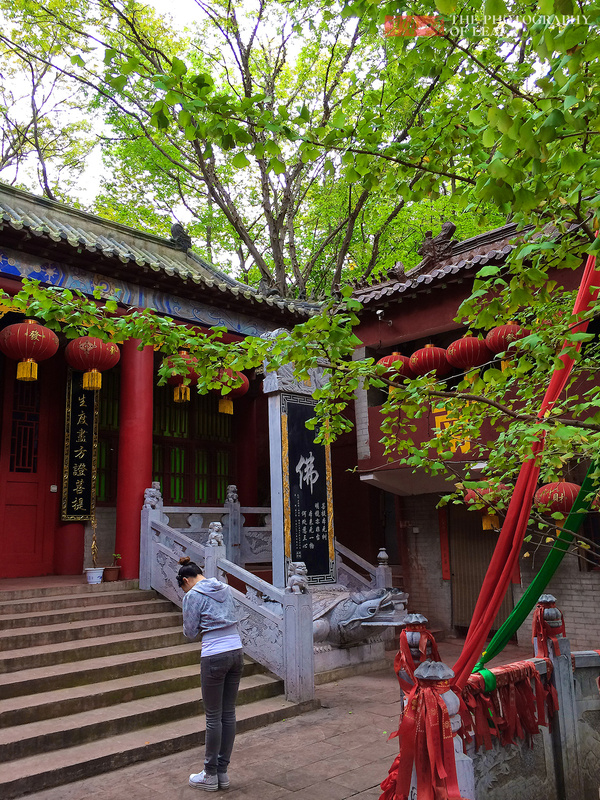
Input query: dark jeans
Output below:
<box><xmin>200</xmin><ymin>648</ymin><xmax>244</xmax><ymax>776</ymax></box>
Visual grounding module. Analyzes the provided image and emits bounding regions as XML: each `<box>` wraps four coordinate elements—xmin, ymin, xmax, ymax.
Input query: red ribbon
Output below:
<box><xmin>532</xmin><ymin>603</ymin><xmax>566</xmax><ymax>658</ymax></box>
<box><xmin>394</xmin><ymin>625</ymin><xmax>442</xmax><ymax>692</ymax></box>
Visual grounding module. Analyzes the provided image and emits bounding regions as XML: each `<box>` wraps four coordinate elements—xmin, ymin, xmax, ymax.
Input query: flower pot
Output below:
<box><xmin>84</xmin><ymin>567</ymin><xmax>104</xmax><ymax>585</ymax></box>
<box><xmin>103</xmin><ymin>566</ymin><xmax>121</xmax><ymax>582</ymax></box>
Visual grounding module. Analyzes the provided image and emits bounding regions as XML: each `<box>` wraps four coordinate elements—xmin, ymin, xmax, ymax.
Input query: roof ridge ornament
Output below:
<box><xmin>170</xmin><ymin>222</ymin><xmax>192</xmax><ymax>251</ymax></box>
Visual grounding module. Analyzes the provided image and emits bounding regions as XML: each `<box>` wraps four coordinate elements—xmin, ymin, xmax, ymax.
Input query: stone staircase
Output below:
<box><xmin>0</xmin><ymin>581</ymin><xmax>317</xmax><ymax>799</ymax></box>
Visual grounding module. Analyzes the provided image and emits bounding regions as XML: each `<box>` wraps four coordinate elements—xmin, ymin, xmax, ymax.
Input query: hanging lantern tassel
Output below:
<box><xmin>83</xmin><ymin>368</ymin><xmax>102</xmax><ymax>391</ymax></box>
<box><xmin>174</xmin><ymin>384</ymin><xmax>191</xmax><ymax>403</ymax></box>
<box><xmin>214</xmin><ymin>369</ymin><xmax>249</xmax><ymax>414</ymax></box>
<box><xmin>17</xmin><ymin>358</ymin><xmax>38</xmax><ymax>381</ymax></box>
<box><xmin>219</xmin><ymin>397</ymin><xmax>234</xmax><ymax>415</ymax></box>
<box><xmin>482</xmin><ymin>512</ymin><xmax>500</xmax><ymax>530</ymax></box>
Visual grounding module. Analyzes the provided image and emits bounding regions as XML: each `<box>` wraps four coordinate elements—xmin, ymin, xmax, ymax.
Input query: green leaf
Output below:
<box><xmin>232</xmin><ymin>152</ymin><xmax>251</xmax><ymax>169</ymax></box>
<box><xmin>171</xmin><ymin>57</ymin><xmax>187</xmax><ymax>77</ymax></box>
<box><xmin>331</xmin><ymin>109</ymin><xmax>346</xmax><ymax>129</ymax></box>
<box><xmin>484</xmin><ymin>0</ymin><xmax>507</xmax><ymax>16</ymax></box>
<box><xmin>434</xmin><ymin>0</ymin><xmax>456</xmax><ymax>12</ymax></box>
<box><xmin>110</xmin><ymin>75</ymin><xmax>127</xmax><ymax>93</ymax></box>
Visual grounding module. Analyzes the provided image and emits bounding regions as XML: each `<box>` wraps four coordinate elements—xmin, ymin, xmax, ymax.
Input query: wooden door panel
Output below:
<box><xmin>448</xmin><ymin>505</ymin><xmax>513</xmax><ymax>631</ymax></box>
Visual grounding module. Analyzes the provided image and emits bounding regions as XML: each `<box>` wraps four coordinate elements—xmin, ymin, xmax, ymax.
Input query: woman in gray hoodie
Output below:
<box><xmin>178</xmin><ymin>556</ymin><xmax>243</xmax><ymax>792</ymax></box>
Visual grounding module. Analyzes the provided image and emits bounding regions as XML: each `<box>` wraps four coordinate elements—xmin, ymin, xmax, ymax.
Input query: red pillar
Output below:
<box><xmin>115</xmin><ymin>340</ymin><xmax>154</xmax><ymax>579</ymax></box>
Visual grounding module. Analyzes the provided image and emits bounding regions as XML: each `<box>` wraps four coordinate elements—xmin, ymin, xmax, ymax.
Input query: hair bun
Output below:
<box><xmin>178</xmin><ymin>556</ymin><xmax>191</xmax><ymax>565</ymax></box>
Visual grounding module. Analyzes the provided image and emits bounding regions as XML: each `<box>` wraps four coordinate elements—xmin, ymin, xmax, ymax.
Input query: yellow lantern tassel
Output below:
<box><xmin>17</xmin><ymin>359</ymin><xmax>37</xmax><ymax>381</ymax></box>
<box><xmin>83</xmin><ymin>369</ymin><xmax>102</xmax><ymax>391</ymax></box>
<box><xmin>482</xmin><ymin>514</ymin><xmax>499</xmax><ymax>530</ymax></box>
<box><xmin>174</xmin><ymin>385</ymin><xmax>190</xmax><ymax>403</ymax></box>
<box><xmin>219</xmin><ymin>397</ymin><xmax>234</xmax><ymax>414</ymax></box>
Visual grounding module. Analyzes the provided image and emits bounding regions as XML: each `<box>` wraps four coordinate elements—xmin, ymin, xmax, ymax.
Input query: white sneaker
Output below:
<box><xmin>218</xmin><ymin>772</ymin><xmax>230</xmax><ymax>789</ymax></box>
<box><xmin>189</xmin><ymin>771</ymin><xmax>218</xmax><ymax>791</ymax></box>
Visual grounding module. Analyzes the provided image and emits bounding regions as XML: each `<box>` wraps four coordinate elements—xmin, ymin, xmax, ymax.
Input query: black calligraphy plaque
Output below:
<box><xmin>282</xmin><ymin>393</ymin><xmax>335</xmax><ymax>584</ymax></box>
<box><xmin>61</xmin><ymin>368</ymin><xmax>98</xmax><ymax>521</ymax></box>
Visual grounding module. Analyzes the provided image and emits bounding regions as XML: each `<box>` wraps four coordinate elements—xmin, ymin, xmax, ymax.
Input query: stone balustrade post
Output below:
<box><xmin>375</xmin><ymin>547</ymin><xmax>393</xmax><ymax>589</ymax></box>
<box><xmin>204</xmin><ymin>543</ymin><xmax>226</xmax><ymax>580</ymax></box>
<box><xmin>410</xmin><ymin>661</ymin><xmax>475</xmax><ymax>800</ymax></box>
<box><xmin>534</xmin><ymin>594</ymin><xmax>583</xmax><ymax>800</ymax></box>
<box><xmin>282</xmin><ymin>589</ymin><xmax>314</xmax><ymax>703</ymax></box>
<box><xmin>223</xmin><ymin>484</ymin><xmax>241</xmax><ymax>565</ymax></box>
<box><xmin>139</xmin><ymin>483</ymin><xmax>164</xmax><ymax>590</ymax></box>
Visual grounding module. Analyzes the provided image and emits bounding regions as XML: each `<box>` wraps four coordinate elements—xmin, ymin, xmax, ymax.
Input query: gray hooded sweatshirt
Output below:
<box><xmin>182</xmin><ymin>578</ymin><xmax>239</xmax><ymax>640</ymax></box>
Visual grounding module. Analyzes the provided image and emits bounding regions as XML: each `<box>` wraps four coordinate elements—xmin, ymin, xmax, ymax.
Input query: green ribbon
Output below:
<box><xmin>472</xmin><ymin>460</ymin><xmax>600</xmax><ymax>673</ymax></box>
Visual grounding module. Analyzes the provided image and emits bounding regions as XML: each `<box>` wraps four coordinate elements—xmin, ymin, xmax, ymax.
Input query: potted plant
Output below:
<box><xmin>84</xmin><ymin>518</ymin><xmax>104</xmax><ymax>584</ymax></box>
<box><xmin>103</xmin><ymin>553</ymin><xmax>122</xmax><ymax>582</ymax></box>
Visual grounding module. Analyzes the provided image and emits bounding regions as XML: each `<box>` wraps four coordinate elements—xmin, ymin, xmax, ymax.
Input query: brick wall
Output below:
<box><xmin>401</xmin><ymin>494</ymin><xmax>452</xmax><ymax>633</ymax></box>
<box><xmin>515</xmin><ymin>552</ymin><xmax>600</xmax><ymax>650</ymax></box>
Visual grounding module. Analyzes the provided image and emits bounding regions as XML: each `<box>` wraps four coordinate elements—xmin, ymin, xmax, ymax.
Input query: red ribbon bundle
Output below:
<box><xmin>531</xmin><ymin>602</ymin><xmax>566</xmax><ymax>658</ymax></box>
<box><xmin>394</xmin><ymin>624</ymin><xmax>442</xmax><ymax>692</ymax></box>
<box><xmin>462</xmin><ymin>661</ymin><xmax>557</xmax><ymax>749</ymax></box>
<box><xmin>381</xmin><ymin>679</ymin><xmax>465</xmax><ymax>800</ymax></box>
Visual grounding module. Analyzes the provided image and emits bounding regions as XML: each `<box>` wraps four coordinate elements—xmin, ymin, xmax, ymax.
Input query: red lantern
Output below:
<box><xmin>213</xmin><ymin>369</ymin><xmax>249</xmax><ymax>414</ymax></box>
<box><xmin>534</xmin><ymin>482</ymin><xmax>581</xmax><ymax>518</ymax></box>
<box><xmin>464</xmin><ymin>482</ymin><xmax>509</xmax><ymax>529</ymax></box>
<box><xmin>164</xmin><ymin>351</ymin><xmax>199</xmax><ymax>403</ymax></box>
<box><xmin>446</xmin><ymin>337</ymin><xmax>492</xmax><ymax>370</ymax></box>
<box><xmin>0</xmin><ymin>319</ymin><xmax>59</xmax><ymax>381</ymax></box>
<box><xmin>376</xmin><ymin>352</ymin><xmax>415</xmax><ymax>380</ymax></box>
<box><xmin>409</xmin><ymin>344</ymin><xmax>450</xmax><ymax>378</ymax></box>
<box><xmin>65</xmin><ymin>337</ymin><xmax>120</xmax><ymax>390</ymax></box>
<box><xmin>485</xmin><ymin>324</ymin><xmax>528</xmax><ymax>355</ymax></box>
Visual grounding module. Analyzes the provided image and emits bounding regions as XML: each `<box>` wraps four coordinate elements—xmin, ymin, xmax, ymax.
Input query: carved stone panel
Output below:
<box><xmin>233</xmin><ymin>597</ymin><xmax>284</xmax><ymax>678</ymax></box>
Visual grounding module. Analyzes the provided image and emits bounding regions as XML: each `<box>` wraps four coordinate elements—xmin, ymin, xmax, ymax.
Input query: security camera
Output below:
<box><xmin>376</xmin><ymin>309</ymin><xmax>384</xmax><ymax>318</ymax></box>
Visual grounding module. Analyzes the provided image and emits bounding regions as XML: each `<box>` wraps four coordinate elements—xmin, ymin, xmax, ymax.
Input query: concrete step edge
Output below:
<box><xmin>0</xmin><ymin>613</ymin><xmax>183</xmax><ymax>652</ymax></box>
<box><xmin>0</xmin><ymin>580</ymin><xmax>140</xmax><ymax>601</ymax></box>
<box><xmin>0</xmin><ymin>600</ymin><xmax>177</xmax><ymax>629</ymax></box>
<box><xmin>0</xmin><ymin>659</ymin><xmax>264</xmax><ymax>726</ymax></box>
<box><xmin>0</xmin><ymin>628</ymin><xmax>188</xmax><ymax>674</ymax></box>
<box><xmin>0</xmin><ymin>674</ymin><xmax>285</xmax><ymax>762</ymax></box>
<box><xmin>0</xmin><ymin>649</ymin><xmax>264</xmax><ymax>698</ymax></box>
<box><xmin>0</xmin><ymin>695</ymin><xmax>320</xmax><ymax>799</ymax></box>
<box><xmin>0</xmin><ymin>590</ymin><xmax>159</xmax><ymax>615</ymax></box>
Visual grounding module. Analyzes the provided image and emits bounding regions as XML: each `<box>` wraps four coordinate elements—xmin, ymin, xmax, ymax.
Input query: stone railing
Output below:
<box><xmin>155</xmin><ymin>485</ymin><xmax>272</xmax><ymax>567</ymax></box>
<box><xmin>139</xmin><ymin>490</ymin><xmax>313</xmax><ymax>704</ymax></box>
<box><xmin>335</xmin><ymin>541</ymin><xmax>392</xmax><ymax>590</ymax></box>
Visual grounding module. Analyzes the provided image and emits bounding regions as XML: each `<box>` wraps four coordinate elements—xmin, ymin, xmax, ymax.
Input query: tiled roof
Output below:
<box><xmin>353</xmin><ymin>224</ymin><xmax>520</xmax><ymax>305</ymax></box>
<box><xmin>0</xmin><ymin>184</ymin><xmax>317</xmax><ymax>318</ymax></box>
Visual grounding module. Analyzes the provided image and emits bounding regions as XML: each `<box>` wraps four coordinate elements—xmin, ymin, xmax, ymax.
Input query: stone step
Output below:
<box><xmin>0</xmin><ymin>626</ymin><xmax>188</xmax><ymax>674</ymax></box>
<box><xmin>0</xmin><ymin>642</ymin><xmax>203</xmax><ymax>698</ymax></box>
<box><xmin>0</xmin><ymin>645</ymin><xmax>264</xmax><ymax>699</ymax></box>
<box><xmin>0</xmin><ymin>611</ymin><xmax>182</xmax><ymax>651</ymax></box>
<box><xmin>0</xmin><ymin>656</ymin><xmax>263</xmax><ymax>727</ymax></box>
<box><xmin>0</xmin><ymin>693</ymin><xmax>319</xmax><ymax>800</ymax></box>
<box><xmin>0</xmin><ymin>589</ymin><xmax>159</xmax><ymax>616</ymax></box>
<box><xmin>0</xmin><ymin>672</ymin><xmax>285</xmax><ymax>762</ymax></box>
<box><xmin>0</xmin><ymin>598</ymin><xmax>176</xmax><ymax>630</ymax></box>
<box><xmin>0</xmin><ymin>580</ymin><xmax>140</xmax><ymax>601</ymax></box>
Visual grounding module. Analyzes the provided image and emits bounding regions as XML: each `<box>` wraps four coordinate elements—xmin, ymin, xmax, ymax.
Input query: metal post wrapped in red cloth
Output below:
<box><xmin>382</xmin><ymin>661</ymin><xmax>465</xmax><ymax>800</ymax></box>
<box><xmin>532</xmin><ymin>594</ymin><xmax>566</xmax><ymax>658</ymax></box>
<box><xmin>394</xmin><ymin>614</ymin><xmax>441</xmax><ymax>693</ymax></box>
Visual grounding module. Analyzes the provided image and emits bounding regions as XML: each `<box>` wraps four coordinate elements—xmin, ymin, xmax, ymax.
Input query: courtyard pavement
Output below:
<box><xmin>24</xmin><ymin>639</ymin><xmax>531</xmax><ymax>800</ymax></box>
